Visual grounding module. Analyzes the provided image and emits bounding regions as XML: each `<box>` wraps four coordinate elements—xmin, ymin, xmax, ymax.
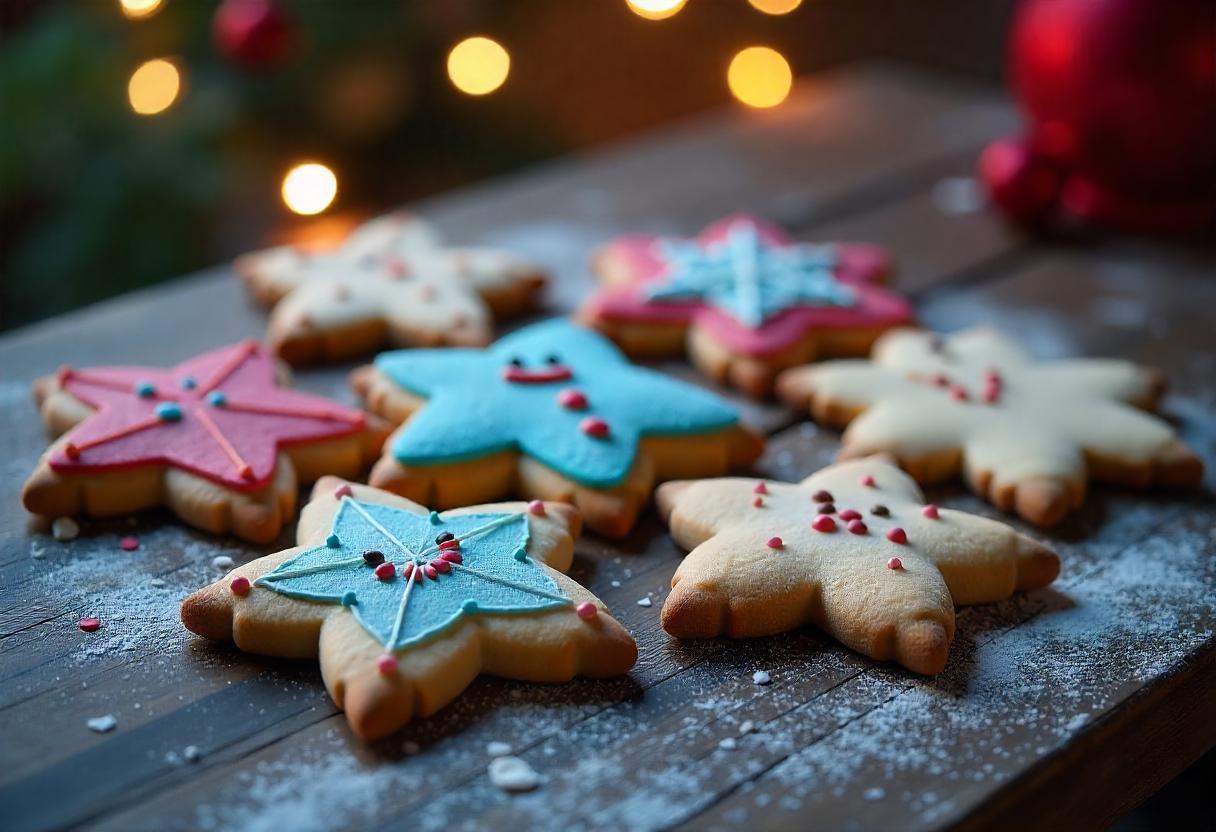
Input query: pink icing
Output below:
<box><xmin>49</xmin><ymin>341</ymin><xmax>364</xmax><ymax>492</ymax></box>
<box><xmin>583</xmin><ymin>214</ymin><xmax>913</xmax><ymax>356</ymax></box>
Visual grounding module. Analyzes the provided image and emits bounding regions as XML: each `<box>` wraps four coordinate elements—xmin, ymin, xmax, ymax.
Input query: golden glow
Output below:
<box><xmin>747</xmin><ymin>0</ymin><xmax>803</xmax><ymax>14</ymax></box>
<box><xmin>120</xmin><ymin>0</ymin><xmax>164</xmax><ymax>19</ymax></box>
<box><xmin>625</xmin><ymin>0</ymin><xmax>686</xmax><ymax>20</ymax></box>
<box><xmin>727</xmin><ymin>47</ymin><xmax>793</xmax><ymax>109</ymax></box>
<box><xmin>446</xmin><ymin>37</ymin><xmax>510</xmax><ymax>96</ymax></box>
<box><xmin>127</xmin><ymin>59</ymin><xmax>181</xmax><ymax>116</ymax></box>
<box><xmin>281</xmin><ymin>163</ymin><xmax>338</xmax><ymax>216</ymax></box>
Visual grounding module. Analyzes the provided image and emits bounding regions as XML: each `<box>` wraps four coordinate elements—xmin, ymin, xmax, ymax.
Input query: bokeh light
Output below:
<box><xmin>625</xmin><ymin>0</ymin><xmax>687</xmax><ymax>20</ymax></box>
<box><xmin>446</xmin><ymin>37</ymin><xmax>511</xmax><ymax>96</ymax></box>
<box><xmin>119</xmin><ymin>0</ymin><xmax>164</xmax><ymax>20</ymax></box>
<box><xmin>747</xmin><ymin>0</ymin><xmax>803</xmax><ymax>14</ymax></box>
<box><xmin>727</xmin><ymin>47</ymin><xmax>793</xmax><ymax>109</ymax></box>
<box><xmin>127</xmin><ymin>59</ymin><xmax>181</xmax><ymax>116</ymax></box>
<box><xmin>281</xmin><ymin>163</ymin><xmax>338</xmax><ymax>216</ymax></box>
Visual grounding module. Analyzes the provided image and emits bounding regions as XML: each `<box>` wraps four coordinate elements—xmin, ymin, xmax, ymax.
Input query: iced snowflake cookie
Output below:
<box><xmin>236</xmin><ymin>212</ymin><xmax>546</xmax><ymax>365</ymax></box>
<box><xmin>777</xmin><ymin>327</ymin><xmax>1204</xmax><ymax>527</ymax></box>
<box><xmin>577</xmin><ymin>214</ymin><xmax>913</xmax><ymax>397</ymax></box>
<box><xmin>181</xmin><ymin>478</ymin><xmax>637</xmax><ymax>740</ymax></box>
<box><xmin>350</xmin><ymin>320</ymin><xmax>765</xmax><ymax>538</ymax></box>
<box><xmin>23</xmin><ymin>341</ymin><xmax>388</xmax><ymax>543</ymax></box>
<box><xmin>657</xmin><ymin>458</ymin><xmax>1060</xmax><ymax>674</ymax></box>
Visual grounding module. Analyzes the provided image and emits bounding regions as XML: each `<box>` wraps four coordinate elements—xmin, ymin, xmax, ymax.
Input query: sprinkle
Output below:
<box><xmin>580</xmin><ymin>417</ymin><xmax>610</xmax><ymax>438</ymax></box>
<box><xmin>637</xmin><ymin>596</ymin><xmax>653</xmax><ymax>608</ymax></box>
<box><xmin>433</xmin><ymin>558</ymin><xmax>451</xmax><ymax>574</ymax></box>
<box><xmin>206</xmin><ymin>390</ymin><xmax>227</xmax><ymax>407</ymax></box>
<box><xmin>377</xmin><ymin>654</ymin><xmax>397</xmax><ymax>675</ymax></box>
<box><xmin>739</xmin><ymin>720</ymin><xmax>755</xmax><ymax>735</ymax></box>
<box><xmin>932</xmin><ymin>373</ymin><xmax>950</xmax><ymax>387</ymax></box>
<box><xmin>847</xmin><ymin>519</ymin><xmax>868</xmax><ymax>535</ymax></box>
<box><xmin>922</xmin><ymin>504</ymin><xmax>940</xmax><ymax>519</ymax></box>
<box><xmin>362</xmin><ymin>550</ymin><xmax>385</xmax><ymax>567</ymax></box>
<box><xmin>119</xmin><ymin>536</ymin><xmax>140</xmax><ymax>551</ymax></box>
<box><xmin>514</xmin><ymin>548</ymin><xmax>529</xmax><ymax>562</ymax></box>
<box><xmin>950</xmin><ymin>386</ymin><xmax>969</xmax><ymax>402</ymax></box>
<box><xmin>374</xmin><ymin>562</ymin><xmax>396</xmax><ymax>581</ymax></box>
<box><xmin>154</xmin><ymin>402</ymin><xmax>182</xmax><ymax>422</ymax></box>
<box><xmin>78</xmin><ymin>617</ymin><xmax>101</xmax><ymax>632</ymax></box>
<box><xmin>402</xmin><ymin>563</ymin><xmax>415</xmax><ymax>580</ymax></box>
<box><xmin>423</xmin><ymin>564</ymin><xmax>438</xmax><ymax>580</ymax></box>
<box><xmin>488</xmin><ymin>756</ymin><xmax>540</xmax><ymax>793</ymax></box>
<box><xmin>326</xmin><ymin>533</ymin><xmax>341</xmax><ymax>548</ymax></box>
<box><xmin>817</xmin><ymin>503</ymin><xmax>836</xmax><ymax>515</ymax></box>
<box><xmin>886</xmin><ymin>527</ymin><xmax>908</xmax><ymax>544</ymax></box>
<box><xmin>752</xmin><ymin>670</ymin><xmax>771</xmax><ymax>685</ymax></box>
<box><xmin>64</xmin><ymin>442</ymin><xmax>80</xmax><ymax>460</ymax></box>
<box><xmin>870</xmin><ymin>504</ymin><xmax>890</xmax><ymax>517</ymax></box>
<box><xmin>57</xmin><ymin>365</ymin><xmax>73</xmax><ymax>384</ymax></box>
<box><xmin>211</xmin><ymin>555</ymin><xmax>234</xmax><ymax>570</ymax></box>
<box><xmin>838</xmin><ymin>509</ymin><xmax>861</xmax><ymax>521</ymax></box>
<box><xmin>812</xmin><ymin>515</ymin><xmax>837</xmax><ymax>533</ymax></box>
<box><xmin>860</xmin><ymin>475</ymin><xmax>876</xmax><ymax>487</ymax></box>
<box><xmin>766</xmin><ymin>537</ymin><xmax>783</xmax><ymax>549</ymax></box>
<box><xmin>557</xmin><ymin>389</ymin><xmax>588</xmax><ymax>410</ymax></box>
<box><xmin>753</xmin><ymin>481</ymin><xmax>767</xmax><ymax>494</ymax></box>
<box><xmin>811</xmin><ymin>490</ymin><xmax>833</xmax><ymax>503</ymax></box>
<box><xmin>438</xmin><ymin>551</ymin><xmax>463</xmax><ymax>564</ymax></box>
<box><xmin>461</xmin><ymin>599</ymin><xmax>479</xmax><ymax>613</ymax></box>
<box><xmin>719</xmin><ymin>737</ymin><xmax>738</xmax><ymax>750</ymax></box>
<box><xmin>179</xmin><ymin>376</ymin><xmax>197</xmax><ymax>391</ymax></box>
<box><xmin>435</xmin><ymin>531</ymin><xmax>455</xmax><ymax>544</ymax></box>
<box><xmin>87</xmin><ymin>715</ymin><xmax>117</xmax><ymax>733</ymax></box>
<box><xmin>388</xmin><ymin>259</ymin><xmax>410</xmax><ymax>279</ymax></box>
<box><xmin>230</xmin><ymin>576</ymin><xmax>251</xmax><ymax>596</ymax></box>
<box><xmin>983</xmin><ymin>386</ymin><xmax>1001</xmax><ymax>404</ymax></box>
<box><xmin>439</xmin><ymin>539</ymin><xmax>461</xmax><ymax>551</ymax></box>
<box><xmin>184</xmin><ymin>745</ymin><xmax>201</xmax><ymax>762</ymax></box>
<box><xmin>887</xmin><ymin>557</ymin><xmax>903</xmax><ymax>570</ymax></box>
<box><xmin>51</xmin><ymin>517</ymin><xmax>80</xmax><ymax>541</ymax></box>
<box><xmin>428</xmin><ymin>510</ymin><xmax>442</xmax><ymax>525</ymax></box>
<box><xmin>135</xmin><ymin>381</ymin><xmax>156</xmax><ymax>398</ymax></box>
<box><xmin>753</xmin><ymin>496</ymin><xmax>764</xmax><ymax>507</ymax></box>
<box><xmin>341</xmin><ymin>591</ymin><xmax>357</xmax><ymax>606</ymax></box>
<box><xmin>486</xmin><ymin>741</ymin><xmax>513</xmax><ymax>757</ymax></box>
<box><xmin>576</xmin><ymin>601</ymin><xmax>598</xmax><ymax>620</ymax></box>
<box><xmin>527</xmin><ymin>500</ymin><xmax>546</xmax><ymax>516</ymax></box>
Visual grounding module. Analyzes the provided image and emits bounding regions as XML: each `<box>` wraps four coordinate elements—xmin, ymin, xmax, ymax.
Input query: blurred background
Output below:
<box><xmin>0</xmin><ymin>0</ymin><xmax>1022</xmax><ymax>331</ymax></box>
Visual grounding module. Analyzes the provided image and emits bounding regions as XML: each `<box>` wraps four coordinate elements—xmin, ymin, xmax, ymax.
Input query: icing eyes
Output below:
<box><xmin>546</xmin><ymin>354</ymin><xmax>561</xmax><ymax>365</ymax></box>
<box><xmin>509</xmin><ymin>358</ymin><xmax>524</xmax><ymax>368</ymax></box>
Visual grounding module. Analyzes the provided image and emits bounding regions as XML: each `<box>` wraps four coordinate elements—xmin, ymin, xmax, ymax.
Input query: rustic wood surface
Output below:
<box><xmin>0</xmin><ymin>63</ymin><xmax>1212</xmax><ymax>832</ymax></box>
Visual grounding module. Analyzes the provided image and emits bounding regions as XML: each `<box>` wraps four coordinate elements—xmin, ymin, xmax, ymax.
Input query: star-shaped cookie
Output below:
<box><xmin>236</xmin><ymin>212</ymin><xmax>546</xmax><ymax>365</ymax></box>
<box><xmin>578</xmin><ymin>214</ymin><xmax>913</xmax><ymax>397</ymax></box>
<box><xmin>351</xmin><ymin>319</ymin><xmax>764</xmax><ymax>537</ymax></box>
<box><xmin>777</xmin><ymin>327</ymin><xmax>1204</xmax><ymax>527</ymax></box>
<box><xmin>23</xmin><ymin>341</ymin><xmax>388</xmax><ymax>542</ymax></box>
<box><xmin>657</xmin><ymin>459</ymin><xmax>1060</xmax><ymax>674</ymax></box>
<box><xmin>181</xmin><ymin>479</ymin><xmax>637</xmax><ymax>741</ymax></box>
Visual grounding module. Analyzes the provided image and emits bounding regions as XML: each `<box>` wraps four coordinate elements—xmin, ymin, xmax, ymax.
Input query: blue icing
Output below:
<box><xmin>256</xmin><ymin>500</ymin><xmax>567</xmax><ymax>652</ymax></box>
<box><xmin>375</xmin><ymin>320</ymin><xmax>741</xmax><ymax>487</ymax></box>
<box><xmin>646</xmin><ymin>221</ymin><xmax>853</xmax><ymax>328</ymax></box>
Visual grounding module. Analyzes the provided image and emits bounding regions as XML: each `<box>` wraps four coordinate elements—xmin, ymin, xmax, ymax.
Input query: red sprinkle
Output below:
<box><xmin>78</xmin><ymin>617</ymin><xmax>101</xmax><ymax>632</ymax></box>
<box><xmin>860</xmin><ymin>475</ymin><xmax>876</xmax><ymax>488</ymax></box>
<box><xmin>847</xmin><ymin>519</ymin><xmax>868</xmax><ymax>535</ymax></box>
<box><xmin>838</xmin><ymin>509</ymin><xmax>862</xmax><ymax>521</ymax></box>
<box><xmin>753</xmin><ymin>481</ymin><xmax>768</xmax><ymax>494</ymax></box>
<box><xmin>753</xmin><ymin>496</ymin><xmax>764</xmax><ymax>508</ymax></box>
<box><xmin>230</xmin><ymin>576</ymin><xmax>251</xmax><ymax>596</ymax></box>
<box><xmin>886</xmin><ymin>527</ymin><xmax>908</xmax><ymax>544</ymax></box>
<box><xmin>528</xmin><ymin>500</ymin><xmax>546</xmax><ymax>516</ymax></box>
<box><xmin>333</xmin><ymin>482</ymin><xmax>353</xmax><ymax>499</ymax></box>
<box><xmin>64</xmin><ymin>442</ymin><xmax>80</xmax><ymax>460</ymax></box>
<box><xmin>377</xmin><ymin>654</ymin><xmax>398</xmax><ymax>675</ymax></box>
<box><xmin>887</xmin><ymin>557</ymin><xmax>903</xmax><ymax>570</ymax></box>
<box><xmin>557</xmin><ymin>389</ymin><xmax>588</xmax><ymax>410</ymax></box>
<box><xmin>922</xmin><ymin>504</ymin><xmax>940</xmax><ymax>519</ymax></box>
<box><xmin>932</xmin><ymin>374</ymin><xmax>950</xmax><ymax>387</ymax></box>
<box><xmin>424</xmin><ymin>564</ymin><xmax>438</xmax><ymax>580</ymax></box>
<box><xmin>374</xmin><ymin>562</ymin><xmax>396</xmax><ymax>581</ymax></box>
<box><xmin>119</xmin><ymin>536</ymin><xmax>140</xmax><ymax>551</ymax></box>
<box><xmin>432</xmin><ymin>558</ymin><xmax>451</xmax><ymax>574</ymax></box>
<box><xmin>766</xmin><ymin>536</ymin><xmax>783</xmax><ymax>549</ymax></box>
<box><xmin>439</xmin><ymin>551</ymin><xmax>463</xmax><ymax>564</ymax></box>
<box><xmin>580</xmin><ymin>417</ymin><xmax>610</xmax><ymax>438</ymax></box>
<box><xmin>950</xmin><ymin>386</ymin><xmax>969</xmax><ymax>402</ymax></box>
<box><xmin>439</xmin><ymin>539</ymin><xmax>461</xmax><ymax>551</ymax></box>
<box><xmin>57</xmin><ymin>365</ymin><xmax>73</xmax><ymax>384</ymax></box>
<box><xmin>576</xmin><ymin>602</ymin><xmax>598</xmax><ymax>620</ymax></box>
<box><xmin>402</xmin><ymin>563</ymin><xmax>415</xmax><ymax>580</ymax></box>
<box><xmin>812</xmin><ymin>515</ymin><xmax>837</xmax><ymax>533</ymax></box>
<box><xmin>811</xmin><ymin>490</ymin><xmax>833</xmax><ymax>503</ymax></box>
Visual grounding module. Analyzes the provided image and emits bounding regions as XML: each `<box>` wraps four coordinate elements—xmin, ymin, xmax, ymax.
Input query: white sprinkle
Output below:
<box><xmin>610</xmin><ymin>580</ymin><xmax>621</xmax><ymax>588</ymax></box>
<box><xmin>402</xmin><ymin>741</ymin><xmax>420</xmax><ymax>755</ymax></box>
<box><xmin>212</xmin><ymin>555</ymin><xmax>235</xmax><ymax>570</ymax></box>
<box><xmin>488</xmin><ymin>756</ymin><xmax>541</xmax><ymax>793</ymax></box>
<box><xmin>184</xmin><ymin>745</ymin><xmax>201</xmax><ymax>762</ymax></box>
<box><xmin>739</xmin><ymin>720</ymin><xmax>755</xmax><ymax>735</ymax></box>
<box><xmin>133</xmin><ymin>702</ymin><xmax>142</xmax><ymax>710</ymax></box>
<box><xmin>752</xmin><ymin>670</ymin><xmax>771</xmax><ymax>685</ymax></box>
<box><xmin>636</xmin><ymin>597</ymin><xmax>653</xmax><ymax>608</ymax></box>
<box><xmin>863</xmin><ymin>786</ymin><xmax>886</xmax><ymax>801</ymax></box>
<box><xmin>719</xmin><ymin>737</ymin><xmax>738</xmax><ymax>750</ymax></box>
<box><xmin>486</xmin><ymin>741</ymin><xmax>512</xmax><ymax>758</ymax></box>
<box><xmin>52</xmin><ymin>517</ymin><xmax>80</xmax><ymax>541</ymax></box>
<box><xmin>87</xmin><ymin>715</ymin><xmax>117</xmax><ymax>733</ymax></box>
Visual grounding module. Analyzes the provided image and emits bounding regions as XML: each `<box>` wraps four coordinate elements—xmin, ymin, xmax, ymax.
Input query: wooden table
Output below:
<box><xmin>2</xmin><ymin>63</ymin><xmax>1213</xmax><ymax>832</ymax></box>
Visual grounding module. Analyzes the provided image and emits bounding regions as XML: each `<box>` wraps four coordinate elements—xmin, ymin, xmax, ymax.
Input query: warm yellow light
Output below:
<box><xmin>747</xmin><ymin>0</ymin><xmax>803</xmax><ymax>14</ymax></box>
<box><xmin>446</xmin><ymin>37</ymin><xmax>510</xmax><ymax>96</ymax></box>
<box><xmin>120</xmin><ymin>0</ymin><xmax>164</xmax><ymax>19</ymax></box>
<box><xmin>281</xmin><ymin>163</ymin><xmax>338</xmax><ymax>216</ymax></box>
<box><xmin>128</xmin><ymin>59</ymin><xmax>181</xmax><ymax>116</ymax></box>
<box><xmin>727</xmin><ymin>47</ymin><xmax>793</xmax><ymax>109</ymax></box>
<box><xmin>625</xmin><ymin>0</ymin><xmax>686</xmax><ymax>20</ymax></box>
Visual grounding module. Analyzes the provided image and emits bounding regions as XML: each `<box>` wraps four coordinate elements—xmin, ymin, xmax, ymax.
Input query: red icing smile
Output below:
<box><xmin>501</xmin><ymin>365</ymin><xmax>573</xmax><ymax>384</ymax></box>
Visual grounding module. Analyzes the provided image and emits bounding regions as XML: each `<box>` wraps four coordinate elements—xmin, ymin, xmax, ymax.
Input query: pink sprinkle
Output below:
<box><xmin>932</xmin><ymin>374</ymin><xmax>950</xmax><ymax>387</ymax></box>
<box><xmin>922</xmin><ymin>504</ymin><xmax>940</xmax><ymax>519</ymax></box>
<box><xmin>119</xmin><ymin>536</ymin><xmax>139</xmax><ymax>551</ymax></box>
<box><xmin>433</xmin><ymin>559</ymin><xmax>451</xmax><ymax>574</ymax></box>
<box><xmin>374</xmin><ymin>562</ymin><xmax>396</xmax><ymax>581</ymax></box>
<box><xmin>402</xmin><ymin>563</ymin><xmax>415</xmax><ymax>580</ymax></box>
<box><xmin>439</xmin><ymin>539</ymin><xmax>461</xmax><ymax>551</ymax></box>
<box><xmin>64</xmin><ymin>442</ymin><xmax>80</xmax><ymax>460</ymax></box>
<box><xmin>388</xmin><ymin>259</ymin><xmax>410</xmax><ymax>279</ymax></box>
<box><xmin>982</xmin><ymin>386</ymin><xmax>1001</xmax><ymax>404</ymax></box>
<box><xmin>887</xmin><ymin>557</ymin><xmax>903</xmax><ymax>570</ymax></box>
<box><xmin>847</xmin><ymin>519</ymin><xmax>867</xmax><ymax>535</ymax></box>
<box><xmin>78</xmin><ymin>617</ymin><xmax>101</xmax><ymax>632</ymax></box>
<box><xmin>812</xmin><ymin>515</ymin><xmax>837</xmax><ymax>533</ymax></box>
<box><xmin>753</xmin><ymin>496</ymin><xmax>764</xmax><ymax>508</ymax></box>
<box><xmin>377</xmin><ymin>654</ymin><xmax>398</xmax><ymax>675</ymax></box>
<box><xmin>838</xmin><ymin>509</ymin><xmax>862</xmax><ymax>521</ymax></box>
<box><xmin>333</xmin><ymin>482</ymin><xmax>353</xmax><ymax>499</ymax></box>
<box><xmin>230</xmin><ymin>576</ymin><xmax>251</xmax><ymax>596</ymax></box>
<box><xmin>580</xmin><ymin>417</ymin><xmax>610</xmax><ymax>438</ymax></box>
<box><xmin>576</xmin><ymin>602</ymin><xmax>598</xmax><ymax>620</ymax></box>
<box><xmin>528</xmin><ymin>500</ymin><xmax>546</xmax><ymax>516</ymax></box>
<box><xmin>557</xmin><ymin>389</ymin><xmax>588</xmax><ymax>410</ymax></box>
<box><xmin>950</xmin><ymin>386</ymin><xmax>969</xmax><ymax>402</ymax></box>
<box><xmin>984</xmin><ymin>368</ymin><xmax>1002</xmax><ymax>384</ymax></box>
<box><xmin>860</xmin><ymin>475</ymin><xmax>876</xmax><ymax>488</ymax></box>
<box><xmin>439</xmin><ymin>551</ymin><xmax>463</xmax><ymax>564</ymax></box>
<box><xmin>57</xmin><ymin>365</ymin><xmax>73</xmax><ymax>384</ymax></box>
<box><xmin>886</xmin><ymin>527</ymin><xmax>908</xmax><ymax>544</ymax></box>
<box><xmin>766</xmin><ymin>537</ymin><xmax>783</xmax><ymax>549</ymax></box>
<box><xmin>424</xmin><ymin>564</ymin><xmax>438</xmax><ymax>580</ymax></box>
<box><xmin>753</xmin><ymin>481</ymin><xmax>768</xmax><ymax>494</ymax></box>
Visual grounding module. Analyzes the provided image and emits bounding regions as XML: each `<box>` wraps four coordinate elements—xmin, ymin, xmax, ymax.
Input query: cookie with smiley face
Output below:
<box><xmin>350</xmin><ymin>320</ymin><xmax>765</xmax><ymax>538</ymax></box>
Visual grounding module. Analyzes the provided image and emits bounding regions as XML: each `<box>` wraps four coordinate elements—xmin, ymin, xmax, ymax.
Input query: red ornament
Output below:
<box><xmin>213</xmin><ymin>0</ymin><xmax>293</xmax><ymax>70</ymax></box>
<box><xmin>982</xmin><ymin>0</ymin><xmax>1216</xmax><ymax>232</ymax></box>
